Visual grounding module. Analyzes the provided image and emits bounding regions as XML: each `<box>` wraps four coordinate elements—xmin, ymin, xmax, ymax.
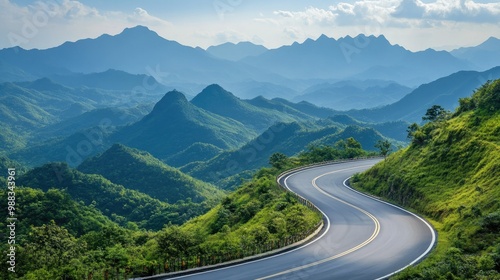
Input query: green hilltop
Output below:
<box><xmin>17</xmin><ymin>162</ymin><xmax>217</xmax><ymax>231</ymax></box>
<box><xmin>191</xmin><ymin>84</ymin><xmax>310</xmax><ymax>132</ymax></box>
<box><xmin>351</xmin><ymin>79</ymin><xmax>500</xmax><ymax>279</ymax></box>
<box><xmin>78</xmin><ymin>143</ymin><xmax>224</xmax><ymax>203</ymax></box>
<box><xmin>115</xmin><ymin>90</ymin><xmax>257</xmax><ymax>160</ymax></box>
<box><xmin>186</xmin><ymin>121</ymin><xmax>387</xmax><ymax>189</ymax></box>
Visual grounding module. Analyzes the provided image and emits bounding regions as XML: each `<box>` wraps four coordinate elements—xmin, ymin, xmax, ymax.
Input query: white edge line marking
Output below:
<box><xmin>167</xmin><ymin>160</ymin><xmax>436</xmax><ymax>280</ymax></box>
<box><xmin>166</xmin><ymin>167</ymin><xmax>332</xmax><ymax>279</ymax></box>
<box><xmin>342</xmin><ymin>177</ymin><xmax>437</xmax><ymax>280</ymax></box>
<box><xmin>256</xmin><ymin>164</ymin><xmax>381</xmax><ymax>280</ymax></box>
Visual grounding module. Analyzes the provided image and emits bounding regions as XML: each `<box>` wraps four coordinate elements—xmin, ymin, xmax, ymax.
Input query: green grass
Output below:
<box><xmin>351</xmin><ymin>80</ymin><xmax>500</xmax><ymax>279</ymax></box>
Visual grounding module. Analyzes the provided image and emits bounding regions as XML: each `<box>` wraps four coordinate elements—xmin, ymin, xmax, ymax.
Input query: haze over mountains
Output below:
<box><xmin>1</xmin><ymin>25</ymin><xmax>499</xmax><ymax>109</ymax></box>
<box><xmin>1</xmin><ymin>22</ymin><xmax>499</xmax><ymax>279</ymax></box>
<box><xmin>1</xmin><ymin>25</ymin><xmax>500</xmax><ymax>183</ymax></box>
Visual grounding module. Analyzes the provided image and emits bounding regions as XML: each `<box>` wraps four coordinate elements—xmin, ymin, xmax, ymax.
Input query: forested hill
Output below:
<box><xmin>78</xmin><ymin>143</ymin><xmax>223</xmax><ymax>203</ymax></box>
<box><xmin>114</xmin><ymin>89</ymin><xmax>256</xmax><ymax>160</ymax></box>
<box><xmin>17</xmin><ymin>162</ymin><xmax>216</xmax><ymax>230</ymax></box>
<box><xmin>352</xmin><ymin>79</ymin><xmax>500</xmax><ymax>279</ymax></box>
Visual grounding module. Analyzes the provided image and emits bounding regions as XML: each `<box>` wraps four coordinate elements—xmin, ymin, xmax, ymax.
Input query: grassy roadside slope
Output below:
<box><xmin>351</xmin><ymin>80</ymin><xmax>500</xmax><ymax>279</ymax></box>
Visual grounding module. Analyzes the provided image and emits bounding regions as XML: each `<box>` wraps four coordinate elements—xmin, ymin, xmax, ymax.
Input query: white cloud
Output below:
<box><xmin>271</xmin><ymin>0</ymin><xmax>500</xmax><ymax>29</ymax></box>
<box><xmin>283</xmin><ymin>27</ymin><xmax>302</xmax><ymax>40</ymax></box>
<box><xmin>0</xmin><ymin>0</ymin><xmax>499</xmax><ymax>52</ymax></box>
<box><xmin>57</xmin><ymin>0</ymin><xmax>101</xmax><ymax>18</ymax></box>
<box><xmin>0</xmin><ymin>1</ymin><xmax>175</xmax><ymax>49</ymax></box>
<box><xmin>128</xmin><ymin>7</ymin><xmax>173</xmax><ymax>27</ymax></box>
<box><xmin>214</xmin><ymin>30</ymin><xmax>248</xmax><ymax>44</ymax></box>
<box><xmin>274</xmin><ymin>7</ymin><xmax>336</xmax><ymax>26</ymax></box>
<box><xmin>392</xmin><ymin>0</ymin><xmax>500</xmax><ymax>23</ymax></box>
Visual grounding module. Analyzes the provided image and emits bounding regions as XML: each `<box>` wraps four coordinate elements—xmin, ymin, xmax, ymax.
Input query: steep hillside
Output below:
<box><xmin>186</xmin><ymin>122</ymin><xmax>386</xmax><ymax>189</ymax></box>
<box><xmin>222</xmin><ymin>81</ymin><xmax>299</xmax><ymax>100</ymax></box>
<box><xmin>78</xmin><ymin>144</ymin><xmax>223</xmax><ymax>203</ymax></box>
<box><xmin>115</xmin><ymin>90</ymin><xmax>256</xmax><ymax>160</ymax></box>
<box><xmin>11</xmin><ymin>125</ymin><xmax>116</xmax><ymax>167</ymax></box>
<box><xmin>246</xmin><ymin>96</ymin><xmax>314</xmax><ymax>120</ymax></box>
<box><xmin>271</xmin><ymin>98</ymin><xmax>341</xmax><ymax>118</ymax></box>
<box><xmin>295</xmin><ymin>81</ymin><xmax>412</xmax><ymax>110</ymax></box>
<box><xmin>0</xmin><ymin>82</ymin><xmax>60</xmax><ymax>131</ymax></box>
<box><xmin>18</xmin><ymin>162</ymin><xmax>214</xmax><ymax>230</ymax></box>
<box><xmin>36</xmin><ymin>105</ymin><xmax>151</xmax><ymax>139</ymax></box>
<box><xmin>351</xmin><ymin>80</ymin><xmax>500</xmax><ymax>279</ymax></box>
<box><xmin>49</xmin><ymin>69</ymin><xmax>169</xmax><ymax>92</ymax></box>
<box><xmin>326</xmin><ymin>115</ymin><xmax>410</xmax><ymax>142</ymax></box>
<box><xmin>166</xmin><ymin>142</ymin><xmax>223</xmax><ymax>167</ymax></box>
<box><xmin>451</xmin><ymin>36</ymin><xmax>500</xmax><ymax>71</ymax></box>
<box><xmin>3</xmin><ymin>147</ymin><xmax>337</xmax><ymax>280</ymax></box>
<box><xmin>191</xmin><ymin>84</ymin><xmax>308</xmax><ymax>131</ymax></box>
<box><xmin>0</xmin><ymin>155</ymin><xmax>26</xmax><ymax>176</ymax></box>
<box><xmin>0</xmin><ymin>77</ymin><xmax>163</xmax><ymax>153</ymax></box>
<box><xmin>0</xmin><ymin>187</ymin><xmax>116</xmax><ymax>238</ymax></box>
<box><xmin>349</xmin><ymin>67</ymin><xmax>500</xmax><ymax>123</ymax></box>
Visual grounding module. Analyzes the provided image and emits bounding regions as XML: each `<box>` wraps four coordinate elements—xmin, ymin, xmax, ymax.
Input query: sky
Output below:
<box><xmin>1</xmin><ymin>0</ymin><xmax>500</xmax><ymax>51</ymax></box>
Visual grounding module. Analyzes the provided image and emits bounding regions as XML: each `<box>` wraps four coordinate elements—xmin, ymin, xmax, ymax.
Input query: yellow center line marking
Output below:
<box><xmin>257</xmin><ymin>166</ymin><xmax>381</xmax><ymax>280</ymax></box>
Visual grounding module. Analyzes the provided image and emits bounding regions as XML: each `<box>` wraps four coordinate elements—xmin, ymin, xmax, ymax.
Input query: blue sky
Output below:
<box><xmin>1</xmin><ymin>0</ymin><xmax>500</xmax><ymax>51</ymax></box>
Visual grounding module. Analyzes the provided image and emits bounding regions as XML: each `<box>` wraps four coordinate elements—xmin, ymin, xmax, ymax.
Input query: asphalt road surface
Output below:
<box><xmin>162</xmin><ymin>158</ymin><xmax>435</xmax><ymax>280</ymax></box>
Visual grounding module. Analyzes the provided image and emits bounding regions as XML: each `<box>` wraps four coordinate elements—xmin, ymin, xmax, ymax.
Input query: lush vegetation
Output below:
<box><xmin>165</xmin><ymin>142</ymin><xmax>222</xmax><ymax>167</ymax></box>
<box><xmin>0</xmin><ymin>138</ymin><xmax>376</xmax><ymax>279</ymax></box>
<box><xmin>186</xmin><ymin>121</ymin><xmax>385</xmax><ymax>189</ymax></box>
<box><xmin>351</xmin><ymin>80</ymin><xmax>500</xmax><ymax>279</ymax></box>
<box><xmin>114</xmin><ymin>90</ymin><xmax>257</xmax><ymax>161</ymax></box>
<box><xmin>18</xmin><ymin>163</ymin><xmax>217</xmax><ymax>230</ymax></box>
<box><xmin>191</xmin><ymin>84</ymin><xmax>311</xmax><ymax>132</ymax></box>
<box><xmin>0</xmin><ymin>78</ymin><xmax>161</xmax><ymax>153</ymax></box>
<box><xmin>78</xmin><ymin>143</ymin><xmax>224</xmax><ymax>203</ymax></box>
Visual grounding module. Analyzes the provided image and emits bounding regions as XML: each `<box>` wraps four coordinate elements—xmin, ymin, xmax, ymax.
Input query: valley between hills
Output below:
<box><xmin>0</xmin><ymin>25</ymin><xmax>499</xmax><ymax>279</ymax></box>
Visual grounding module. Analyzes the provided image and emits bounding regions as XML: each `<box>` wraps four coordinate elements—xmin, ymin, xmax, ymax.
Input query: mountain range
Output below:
<box><xmin>206</xmin><ymin>41</ymin><xmax>268</xmax><ymax>61</ymax></box>
<box><xmin>78</xmin><ymin>143</ymin><xmax>223</xmax><ymax>203</ymax></box>
<box><xmin>294</xmin><ymin>80</ymin><xmax>412</xmax><ymax>110</ymax></box>
<box><xmin>241</xmin><ymin>34</ymin><xmax>472</xmax><ymax>86</ymax></box>
<box><xmin>451</xmin><ymin>36</ymin><xmax>500</xmax><ymax>71</ymax></box>
<box><xmin>0</xmin><ymin>26</ymin><xmax>287</xmax><ymax>88</ymax></box>
<box><xmin>348</xmin><ymin>66</ymin><xmax>500</xmax><ymax>123</ymax></box>
<box><xmin>1</xmin><ymin>26</ymin><xmax>499</xmax><ymax>109</ymax></box>
<box><xmin>114</xmin><ymin>89</ymin><xmax>257</xmax><ymax>161</ymax></box>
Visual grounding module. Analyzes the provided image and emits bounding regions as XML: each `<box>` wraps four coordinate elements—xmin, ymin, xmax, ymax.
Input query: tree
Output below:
<box><xmin>156</xmin><ymin>225</ymin><xmax>196</xmax><ymax>260</ymax></box>
<box><xmin>422</xmin><ymin>105</ymin><xmax>449</xmax><ymax>122</ymax></box>
<box><xmin>406</xmin><ymin>123</ymin><xmax>419</xmax><ymax>140</ymax></box>
<box><xmin>346</xmin><ymin>137</ymin><xmax>362</xmax><ymax>149</ymax></box>
<box><xmin>375</xmin><ymin>140</ymin><xmax>392</xmax><ymax>160</ymax></box>
<box><xmin>269</xmin><ymin>152</ymin><xmax>288</xmax><ymax>169</ymax></box>
<box><xmin>24</xmin><ymin>221</ymin><xmax>85</xmax><ymax>277</ymax></box>
<box><xmin>105</xmin><ymin>244</ymin><xmax>129</xmax><ymax>279</ymax></box>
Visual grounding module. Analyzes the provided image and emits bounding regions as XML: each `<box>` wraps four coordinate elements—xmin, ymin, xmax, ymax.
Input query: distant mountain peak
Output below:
<box><xmin>205</xmin><ymin>83</ymin><xmax>225</xmax><ymax>91</ymax></box>
<box><xmin>192</xmin><ymin>84</ymin><xmax>239</xmax><ymax>104</ymax></box>
<box><xmin>152</xmin><ymin>90</ymin><xmax>188</xmax><ymax>112</ymax></box>
<box><xmin>303</xmin><ymin>38</ymin><xmax>315</xmax><ymax>44</ymax></box>
<box><xmin>479</xmin><ymin>36</ymin><xmax>500</xmax><ymax>50</ymax></box>
<box><xmin>121</xmin><ymin>25</ymin><xmax>157</xmax><ymax>36</ymax></box>
<box><xmin>375</xmin><ymin>34</ymin><xmax>390</xmax><ymax>43</ymax></box>
<box><xmin>206</xmin><ymin>41</ymin><xmax>268</xmax><ymax>61</ymax></box>
<box><xmin>316</xmin><ymin>34</ymin><xmax>331</xmax><ymax>41</ymax></box>
<box><xmin>113</xmin><ymin>25</ymin><xmax>166</xmax><ymax>43</ymax></box>
<box><xmin>24</xmin><ymin>77</ymin><xmax>68</xmax><ymax>91</ymax></box>
<box><xmin>108</xmin><ymin>143</ymin><xmax>129</xmax><ymax>152</ymax></box>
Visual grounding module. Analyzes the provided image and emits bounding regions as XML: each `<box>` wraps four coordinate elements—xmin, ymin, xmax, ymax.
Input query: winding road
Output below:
<box><xmin>161</xmin><ymin>158</ymin><xmax>436</xmax><ymax>280</ymax></box>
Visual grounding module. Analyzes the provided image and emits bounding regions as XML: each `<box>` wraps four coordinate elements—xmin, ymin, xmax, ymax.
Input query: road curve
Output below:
<box><xmin>165</xmin><ymin>159</ymin><xmax>436</xmax><ymax>280</ymax></box>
